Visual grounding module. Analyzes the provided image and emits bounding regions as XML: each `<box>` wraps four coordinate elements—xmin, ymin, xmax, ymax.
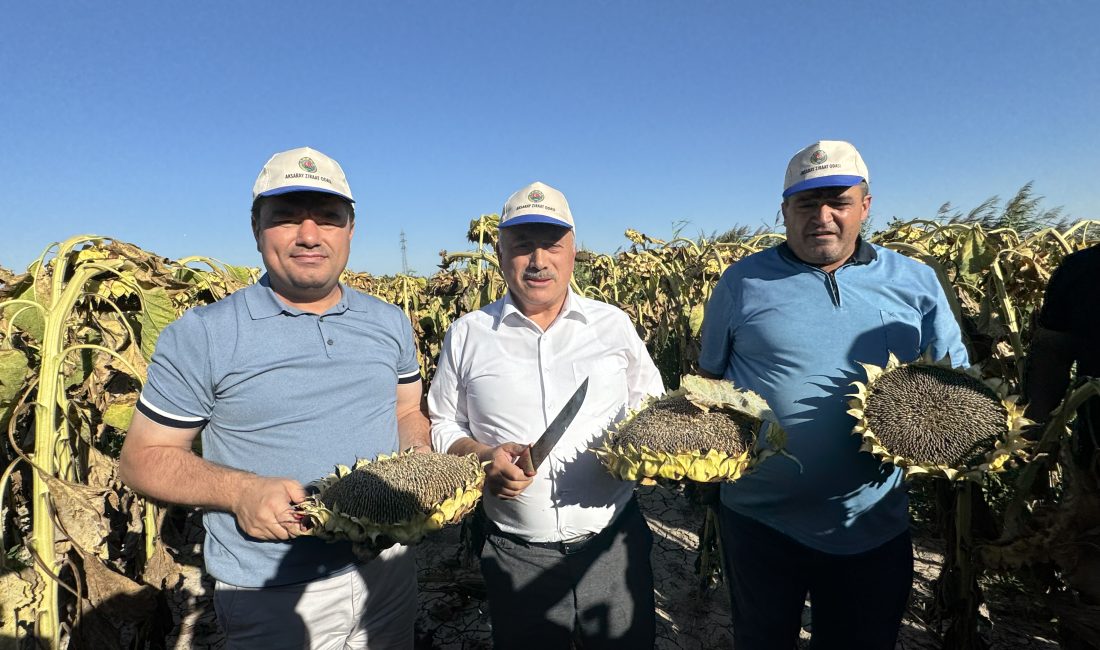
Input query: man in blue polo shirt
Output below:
<box><xmin>699</xmin><ymin>140</ymin><xmax>968</xmax><ymax>649</ymax></box>
<box><xmin>119</xmin><ymin>147</ymin><xmax>431</xmax><ymax>648</ymax></box>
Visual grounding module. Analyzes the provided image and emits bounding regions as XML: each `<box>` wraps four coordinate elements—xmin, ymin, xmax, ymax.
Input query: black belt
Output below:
<box><xmin>488</xmin><ymin>525</ymin><xmax>599</xmax><ymax>555</ymax></box>
<box><xmin>484</xmin><ymin>497</ymin><xmax>639</xmax><ymax>555</ymax></box>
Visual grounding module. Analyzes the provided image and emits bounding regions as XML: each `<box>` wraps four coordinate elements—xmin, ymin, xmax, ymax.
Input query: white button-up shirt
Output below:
<box><xmin>428</xmin><ymin>290</ymin><xmax>664</xmax><ymax>542</ymax></box>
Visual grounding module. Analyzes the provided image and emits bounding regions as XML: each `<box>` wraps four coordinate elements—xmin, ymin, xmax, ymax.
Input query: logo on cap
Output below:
<box><xmin>528</xmin><ymin>190</ymin><xmax>545</xmax><ymax>203</ymax></box>
<box><xmin>299</xmin><ymin>157</ymin><xmax>318</xmax><ymax>173</ymax></box>
<box><xmin>809</xmin><ymin>150</ymin><xmax>828</xmax><ymax>165</ymax></box>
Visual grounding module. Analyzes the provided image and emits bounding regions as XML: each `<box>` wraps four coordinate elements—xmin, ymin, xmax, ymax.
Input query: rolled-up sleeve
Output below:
<box><xmin>621</xmin><ymin>313</ymin><xmax>665</xmax><ymax>408</ymax></box>
<box><xmin>428</xmin><ymin>323</ymin><xmax>474</xmax><ymax>454</ymax></box>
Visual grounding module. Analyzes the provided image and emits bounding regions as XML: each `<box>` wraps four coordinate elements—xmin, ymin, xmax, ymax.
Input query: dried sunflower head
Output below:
<box><xmin>848</xmin><ymin>352</ymin><xmax>1031</xmax><ymax>481</ymax></box>
<box><xmin>593</xmin><ymin>375</ymin><xmax>785</xmax><ymax>483</ymax></box>
<box><xmin>295</xmin><ymin>451</ymin><xmax>485</xmax><ymax>558</ymax></box>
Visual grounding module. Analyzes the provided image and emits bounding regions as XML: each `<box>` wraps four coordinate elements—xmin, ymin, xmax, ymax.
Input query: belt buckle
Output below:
<box><xmin>559</xmin><ymin>533</ymin><xmax>596</xmax><ymax>555</ymax></box>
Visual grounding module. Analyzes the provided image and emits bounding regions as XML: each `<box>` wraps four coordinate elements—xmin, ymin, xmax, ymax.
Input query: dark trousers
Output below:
<box><xmin>479</xmin><ymin>497</ymin><xmax>655</xmax><ymax>650</ymax></box>
<box><xmin>718</xmin><ymin>506</ymin><xmax>913</xmax><ymax>650</ymax></box>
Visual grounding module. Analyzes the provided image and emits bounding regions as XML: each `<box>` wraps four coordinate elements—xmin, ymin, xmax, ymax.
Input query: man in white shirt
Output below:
<box><xmin>429</xmin><ymin>181</ymin><xmax>665</xmax><ymax>649</ymax></box>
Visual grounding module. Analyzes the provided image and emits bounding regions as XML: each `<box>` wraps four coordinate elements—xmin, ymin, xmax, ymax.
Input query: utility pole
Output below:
<box><xmin>400</xmin><ymin>230</ymin><xmax>409</xmax><ymax>275</ymax></box>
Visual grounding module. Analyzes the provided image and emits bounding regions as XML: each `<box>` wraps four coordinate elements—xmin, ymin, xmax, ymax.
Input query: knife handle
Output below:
<box><xmin>518</xmin><ymin>445</ymin><xmax>536</xmax><ymax>475</ymax></box>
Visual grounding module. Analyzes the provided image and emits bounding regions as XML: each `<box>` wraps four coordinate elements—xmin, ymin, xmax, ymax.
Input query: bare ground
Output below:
<box><xmin>161</xmin><ymin>485</ymin><xmax>1061</xmax><ymax>649</ymax></box>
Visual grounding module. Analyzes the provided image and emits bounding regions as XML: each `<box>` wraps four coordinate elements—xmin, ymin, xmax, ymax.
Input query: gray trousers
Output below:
<box><xmin>479</xmin><ymin>497</ymin><xmax>656</xmax><ymax>649</ymax></box>
<box><xmin>213</xmin><ymin>545</ymin><xmax>417</xmax><ymax>649</ymax></box>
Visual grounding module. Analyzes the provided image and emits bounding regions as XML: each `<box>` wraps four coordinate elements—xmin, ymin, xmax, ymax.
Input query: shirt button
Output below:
<box><xmin>327</xmin><ymin>339</ymin><xmax>334</xmax><ymax>345</ymax></box>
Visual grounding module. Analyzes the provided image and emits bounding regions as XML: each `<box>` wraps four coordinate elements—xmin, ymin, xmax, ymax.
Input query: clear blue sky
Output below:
<box><xmin>3</xmin><ymin>2</ymin><xmax>1098</xmax><ymax>276</ymax></box>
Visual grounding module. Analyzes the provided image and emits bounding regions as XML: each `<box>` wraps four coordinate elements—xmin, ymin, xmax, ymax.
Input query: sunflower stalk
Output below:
<box><xmin>1001</xmin><ymin>379</ymin><xmax>1100</xmax><ymax>539</ymax></box>
<box><xmin>989</xmin><ymin>254</ymin><xmax>1025</xmax><ymax>381</ymax></box>
<box><xmin>932</xmin><ymin>481</ymin><xmax>988</xmax><ymax>649</ymax></box>
<box><xmin>27</xmin><ymin>237</ymin><xmax>123</xmax><ymax>647</ymax></box>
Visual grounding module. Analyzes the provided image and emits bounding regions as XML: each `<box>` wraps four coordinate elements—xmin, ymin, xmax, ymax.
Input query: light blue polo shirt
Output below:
<box><xmin>699</xmin><ymin>241</ymin><xmax>968</xmax><ymax>554</ymax></box>
<box><xmin>138</xmin><ymin>275</ymin><xmax>421</xmax><ymax>587</ymax></box>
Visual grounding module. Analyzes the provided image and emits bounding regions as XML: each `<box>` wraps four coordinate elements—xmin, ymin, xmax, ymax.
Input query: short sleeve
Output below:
<box><xmin>137</xmin><ymin>311</ymin><xmax>215</xmax><ymax>428</ymax></box>
<box><xmin>395</xmin><ymin>311</ymin><xmax>421</xmax><ymax>384</ymax></box>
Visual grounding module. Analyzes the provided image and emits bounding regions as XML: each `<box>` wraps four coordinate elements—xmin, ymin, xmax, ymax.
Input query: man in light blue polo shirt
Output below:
<box><xmin>119</xmin><ymin>147</ymin><xmax>431</xmax><ymax>648</ymax></box>
<box><xmin>699</xmin><ymin>140</ymin><xmax>968</xmax><ymax>649</ymax></box>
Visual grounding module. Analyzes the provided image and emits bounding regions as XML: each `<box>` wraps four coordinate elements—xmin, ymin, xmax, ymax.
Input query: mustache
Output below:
<box><xmin>523</xmin><ymin>270</ymin><xmax>557</xmax><ymax>281</ymax></box>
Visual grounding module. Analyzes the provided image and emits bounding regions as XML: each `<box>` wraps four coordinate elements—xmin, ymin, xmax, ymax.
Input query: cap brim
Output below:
<box><xmin>783</xmin><ymin>175</ymin><xmax>864</xmax><ymax>198</ymax></box>
<box><xmin>255</xmin><ymin>185</ymin><xmax>355</xmax><ymax>203</ymax></box>
<box><xmin>499</xmin><ymin>214</ymin><xmax>573</xmax><ymax>229</ymax></box>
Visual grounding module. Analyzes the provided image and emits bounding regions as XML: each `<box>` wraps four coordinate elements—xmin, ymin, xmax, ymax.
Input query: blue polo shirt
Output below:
<box><xmin>137</xmin><ymin>275</ymin><xmax>421</xmax><ymax>587</ymax></box>
<box><xmin>699</xmin><ymin>241</ymin><xmax>968</xmax><ymax>554</ymax></box>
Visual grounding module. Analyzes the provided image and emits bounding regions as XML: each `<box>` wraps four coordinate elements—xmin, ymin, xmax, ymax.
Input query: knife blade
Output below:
<box><xmin>519</xmin><ymin>377</ymin><xmax>589</xmax><ymax>474</ymax></box>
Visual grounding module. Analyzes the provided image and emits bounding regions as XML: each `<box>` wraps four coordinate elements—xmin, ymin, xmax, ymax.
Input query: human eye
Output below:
<box><xmin>316</xmin><ymin>211</ymin><xmax>347</xmax><ymax>227</ymax></box>
<box><xmin>268</xmin><ymin>210</ymin><xmax>299</xmax><ymax>226</ymax></box>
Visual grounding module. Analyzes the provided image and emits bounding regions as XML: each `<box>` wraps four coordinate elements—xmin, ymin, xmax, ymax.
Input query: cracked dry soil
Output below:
<box><xmin>162</xmin><ymin>484</ymin><xmax>1060</xmax><ymax>649</ymax></box>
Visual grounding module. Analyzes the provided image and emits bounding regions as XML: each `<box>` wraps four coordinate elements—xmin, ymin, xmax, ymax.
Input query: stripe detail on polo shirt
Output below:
<box><xmin>136</xmin><ymin>395</ymin><xmax>209</xmax><ymax>429</ymax></box>
<box><xmin>398</xmin><ymin>370</ymin><xmax>421</xmax><ymax>384</ymax></box>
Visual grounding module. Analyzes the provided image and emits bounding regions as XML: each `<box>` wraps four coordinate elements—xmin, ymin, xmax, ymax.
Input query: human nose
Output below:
<box><xmin>296</xmin><ymin>218</ymin><xmax>322</xmax><ymax>246</ymax></box>
<box><xmin>811</xmin><ymin>202</ymin><xmax>836</xmax><ymax>224</ymax></box>
<box><xmin>527</xmin><ymin>247</ymin><xmax>546</xmax><ymax>268</ymax></box>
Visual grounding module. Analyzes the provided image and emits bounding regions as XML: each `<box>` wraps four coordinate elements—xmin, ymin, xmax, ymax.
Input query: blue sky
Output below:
<box><xmin>3</xmin><ymin>2</ymin><xmax>1098</xmax><ymax>276</ymax></box>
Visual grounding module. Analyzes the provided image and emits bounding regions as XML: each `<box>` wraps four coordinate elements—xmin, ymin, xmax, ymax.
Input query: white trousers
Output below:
<box><xmin>214</xmin><ymin>545</ymin><xmax>417</xmax><ymax>649</ymax></box>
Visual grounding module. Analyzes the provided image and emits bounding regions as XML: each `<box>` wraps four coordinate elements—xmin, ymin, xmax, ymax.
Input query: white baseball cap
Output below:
<box><xmin>783</xmin><ymin>140</ymin><xmax>869</xmax><ymax>198</ymax></box>
<box><xmin>499</xmin><ymin>181</ymin><xmax>574</xmax><ymax>229</ymax></box>
<box><xmin>252</xmin><ymin>146</ymin><xmax>354</xmax><ymax>203</ymax></box>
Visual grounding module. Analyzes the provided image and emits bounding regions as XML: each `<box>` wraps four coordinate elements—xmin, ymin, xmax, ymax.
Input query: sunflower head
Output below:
<box><xmin>295</xmin><ymin>451</ymin><xmax>485</xmax><ymax>558</ymax></box>
<box><xmin>847</xmin><ymin>352</ymin><xmax>1031</xmax><ymax>481</ymax></box>
<box><xmin>593</xmin><ymin>375</ymin><xmax>785</xmax><ymax>483</ymax></box>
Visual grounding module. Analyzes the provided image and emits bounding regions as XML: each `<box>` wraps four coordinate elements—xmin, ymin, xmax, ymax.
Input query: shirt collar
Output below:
<box><xmin>244</xmin><ymin>273</ymin><xmax>356</xmax><ymax>319</ymax></box>
<box><xmin>496</xmin><ymin>287</ymin><xmax>589</xmax><ymax>330</ymax></box>
<box><xmin>777</xmin><ymin>236</ymin><xmax>877</xmax><ymax>269</ymax></box>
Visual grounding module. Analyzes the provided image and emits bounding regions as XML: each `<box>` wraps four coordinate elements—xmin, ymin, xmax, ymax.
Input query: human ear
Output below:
<box><xmin>860</xmin><ymin>195</ymin><xmax>872</xmax><ymax>223</ymax></box>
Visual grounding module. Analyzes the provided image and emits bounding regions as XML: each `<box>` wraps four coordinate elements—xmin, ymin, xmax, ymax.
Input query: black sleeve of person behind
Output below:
<box><xmin>1037</xmin><ymin>245</ymin><xmax>1100</xmax><ymax>338</ymax></box>
<box><xmin>1037</xmin><ymin>244</ymin><xmax>1100</xmax><ymax>470</ymax></box>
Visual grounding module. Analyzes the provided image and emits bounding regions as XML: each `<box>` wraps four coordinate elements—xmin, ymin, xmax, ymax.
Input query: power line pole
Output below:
<box><xmin>400</xmin><ymin>230</ymin><xmax>409</xmax><ymax>275</ymax></box>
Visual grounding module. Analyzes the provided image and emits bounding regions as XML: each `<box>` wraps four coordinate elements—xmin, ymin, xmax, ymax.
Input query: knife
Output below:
<box><xmin>519</xmin><ymin>377</ymin><xmax>589</xmax><ymax>474</ymax></box>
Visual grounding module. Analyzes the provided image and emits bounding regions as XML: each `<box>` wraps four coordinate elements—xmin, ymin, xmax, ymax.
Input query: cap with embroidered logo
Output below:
<box><xmin>252</xmin><ymin>146</ymin><xmax>354</xmax><ymax>203</ymax></box>
<box><xmin>783</xmin><ymin>140</ymin><xmax>869</xmax><ymax>198</ymax></box>
<box><xmin>500</xmin><ymin>181</ymin><xmax>574</xmax><ymax>230</ymax></box>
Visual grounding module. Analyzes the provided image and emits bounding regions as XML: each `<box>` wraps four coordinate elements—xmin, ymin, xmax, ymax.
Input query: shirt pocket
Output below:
<box><xmin>879</xmin><ymin>309</ymin><xmax>923</xmax><ymax>362</ymax></box>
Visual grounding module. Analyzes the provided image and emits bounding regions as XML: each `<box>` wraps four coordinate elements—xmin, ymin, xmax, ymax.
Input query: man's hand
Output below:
<box><xmin>485</xmin><ymin>442</ymin><xmax>536</xmax><ymax>499</ymax></box>
<box><xmin>232</xmin><ymin>475</ymin><xmax>308</xmax><ymax>541</ymax></box>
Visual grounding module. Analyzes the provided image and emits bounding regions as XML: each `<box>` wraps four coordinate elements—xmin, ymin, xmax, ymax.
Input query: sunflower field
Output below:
<box><xmin>2</xmin><ymin>185</ymin><xmax>1098</xmax><ymax>649</ymax></box>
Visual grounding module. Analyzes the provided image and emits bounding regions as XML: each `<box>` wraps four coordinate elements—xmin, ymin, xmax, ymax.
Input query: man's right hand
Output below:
<box><xmin>485</xmin><ymin>442</ymin><xmax>536</xmax><ymax>499</ymax></box>
<box><xmin>232</xmin><ymin>475</ymin><xmax>308</xmax><ymax>541</ymax></box>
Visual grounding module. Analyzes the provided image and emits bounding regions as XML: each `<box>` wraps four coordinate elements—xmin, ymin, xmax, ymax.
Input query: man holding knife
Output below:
<box><xmin>429</xmin><ymin>181</ymin><xmax>665</xmax><ymax>648</ymax></box>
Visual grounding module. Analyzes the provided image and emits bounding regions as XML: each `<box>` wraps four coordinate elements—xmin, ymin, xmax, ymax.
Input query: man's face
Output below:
<box><xmin>496</xmin><ymin>223</ymin><xmax>576</xmax><ymax>319</ymax></box>
<box><xmin>782</xmin><ymin>184</ymin><xmax>870</xmax><ymax>272</ymax></box>
<box><xmin>253</xmin><ymin>193</ymin><xmax>354</xmax><ymax>307</ymax></box>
